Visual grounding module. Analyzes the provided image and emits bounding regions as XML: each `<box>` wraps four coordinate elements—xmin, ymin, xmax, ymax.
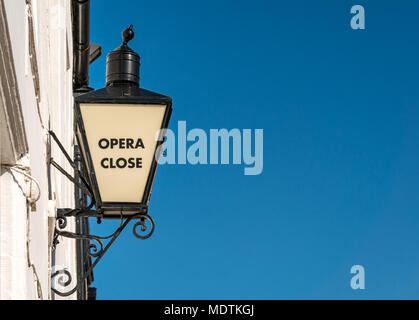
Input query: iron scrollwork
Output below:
<box><xmin>52</xmin><ymin>210</ymin><xmax>155</xmax><ymax>297</ymax></box>
<box><xmin>133</xmin><ymin>215</ymin><xmax>155</xmax><ymax>239</ymax></box>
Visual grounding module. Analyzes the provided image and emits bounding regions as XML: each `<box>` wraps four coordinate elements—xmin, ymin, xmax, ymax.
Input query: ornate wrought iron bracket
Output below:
<box><xmin>47</xmin><ymin>130</ymin><xmax>156</xmax><ymax>297</ymax></box>
<box><xmin>52</xmin><ymin>209</ymin><xmax>155</xmax><ymax>297</ymax></box>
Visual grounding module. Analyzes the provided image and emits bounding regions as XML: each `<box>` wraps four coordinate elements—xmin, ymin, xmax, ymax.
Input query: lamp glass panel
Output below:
<box><xmin>79</xmin><ymin>103</ymin><xmax>166</xmax><ymax>203</ymax></box>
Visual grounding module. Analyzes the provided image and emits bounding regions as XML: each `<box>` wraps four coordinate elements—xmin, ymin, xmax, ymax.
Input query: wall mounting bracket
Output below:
<box><xmin>48</xmin><ymin>130</ymin><xmax>155</xmax><ymax>297</ymax></box>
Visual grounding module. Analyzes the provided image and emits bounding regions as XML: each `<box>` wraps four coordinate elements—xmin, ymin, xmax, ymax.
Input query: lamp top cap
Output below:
<box><xmin>106</xmin><ymin>24</ymin><xmax>140</xmax><ymax>87</ymax></box>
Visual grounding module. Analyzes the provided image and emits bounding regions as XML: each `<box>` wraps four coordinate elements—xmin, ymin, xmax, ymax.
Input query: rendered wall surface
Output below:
<box><xmin>0</xmin><ymin>0</ymin><xmax>77</xmax><ymax>300</ymax></box>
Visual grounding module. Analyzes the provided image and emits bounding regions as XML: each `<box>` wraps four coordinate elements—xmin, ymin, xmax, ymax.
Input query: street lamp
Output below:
<box><xmin>75</xmin><ymin>24</ymin><xmax>172</xmax><ymax>218</ymax></box>
<box><xmin>49</xmin><ymin>25</ymin><xmax>172</xmax><ymax>296</ymax></box>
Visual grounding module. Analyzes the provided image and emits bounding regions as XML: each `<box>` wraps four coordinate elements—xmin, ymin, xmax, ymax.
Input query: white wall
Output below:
<box><xmin>0</xmin><ymin>0</ymin><xmax>77</xmax><ymax>300</ymax></box>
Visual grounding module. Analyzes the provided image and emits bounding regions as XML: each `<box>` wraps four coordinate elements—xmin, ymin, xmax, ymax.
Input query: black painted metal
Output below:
<box><xmin>106</xmin><ymin>25</ymin><xmax>140</xmax><ymax>87</ymax></box>
<box><xmin>48</xmin><ymin>130</ymin><xmax>92</xmax><ymax>197</ymax></box>
<box><xmin>89</xmin><ymin>43</ymin><xmax>101</xmax><ymax>65</ymax></box>
<box><xmin>72</xmin><ymin>0</ymin><xmax>91</xmax><ymax>90</ymax></box>
<box><xmin>71</xmin><ymin>0</ymin><xmax>98</xmax><ymax>299</ymax></box>
<box><xmin>87</xmin><ymin>287</ymin><xmax>97</xmax><ymax>300</ymax></box>
<box><xmin>74</xmin><ymin>89</ymin><xmax>95</xmax><ymax>300</ymax></box>
<box><xmin>74</xmin><ymin>146</ymin><xmax>90</xmax><ymax>300</ymax></box>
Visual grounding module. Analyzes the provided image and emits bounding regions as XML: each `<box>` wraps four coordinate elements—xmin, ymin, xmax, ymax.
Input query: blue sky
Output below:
<box><xmin>87</xmin><ymin>0</ymin><xmax>419</xmax><ymax>299</ymax></box>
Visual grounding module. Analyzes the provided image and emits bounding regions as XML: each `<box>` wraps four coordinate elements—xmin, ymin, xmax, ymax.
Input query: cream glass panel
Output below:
<box><xmin>80</xmin><ymin>103</ymin><xmax>166</xmax><ymax>203</ymax></box>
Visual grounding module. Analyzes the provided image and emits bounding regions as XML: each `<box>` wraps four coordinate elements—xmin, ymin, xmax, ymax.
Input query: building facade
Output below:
<box><xmin>0</xmin><ymin>0</ymin><xmax>87</xmax><ymax>300</ymax></box>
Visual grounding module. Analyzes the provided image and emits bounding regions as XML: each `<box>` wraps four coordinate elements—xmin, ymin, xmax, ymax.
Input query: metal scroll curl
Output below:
<box><xmin>132</xmin><ymin>214</ymin><xmax>155</xmax><ymax>239</ymax></box>
<box><xmin>55</xmin><ymin>216</ymin><xmax>104</xmax><ymax>258</ymax></box>
<box><xmin>57</xmin><ymin>216</ymin><xmax>67</xmax><ymax>230</ymax></box>
<box><xmin>51</xmin><ymin>269</ymin><xmax>72</xmax><ymax>288</ymax></box>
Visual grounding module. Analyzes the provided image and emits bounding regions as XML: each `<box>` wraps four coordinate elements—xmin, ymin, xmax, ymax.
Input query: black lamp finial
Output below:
<box><xmin>106</xmin><ymin>24</ymin><xmax>140</xmax><ymax>87</ymax></box>
<box><xmin>122</xmin><ymin>24</ymin><xmax>135</xmax><ymax>46</ymax></box>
